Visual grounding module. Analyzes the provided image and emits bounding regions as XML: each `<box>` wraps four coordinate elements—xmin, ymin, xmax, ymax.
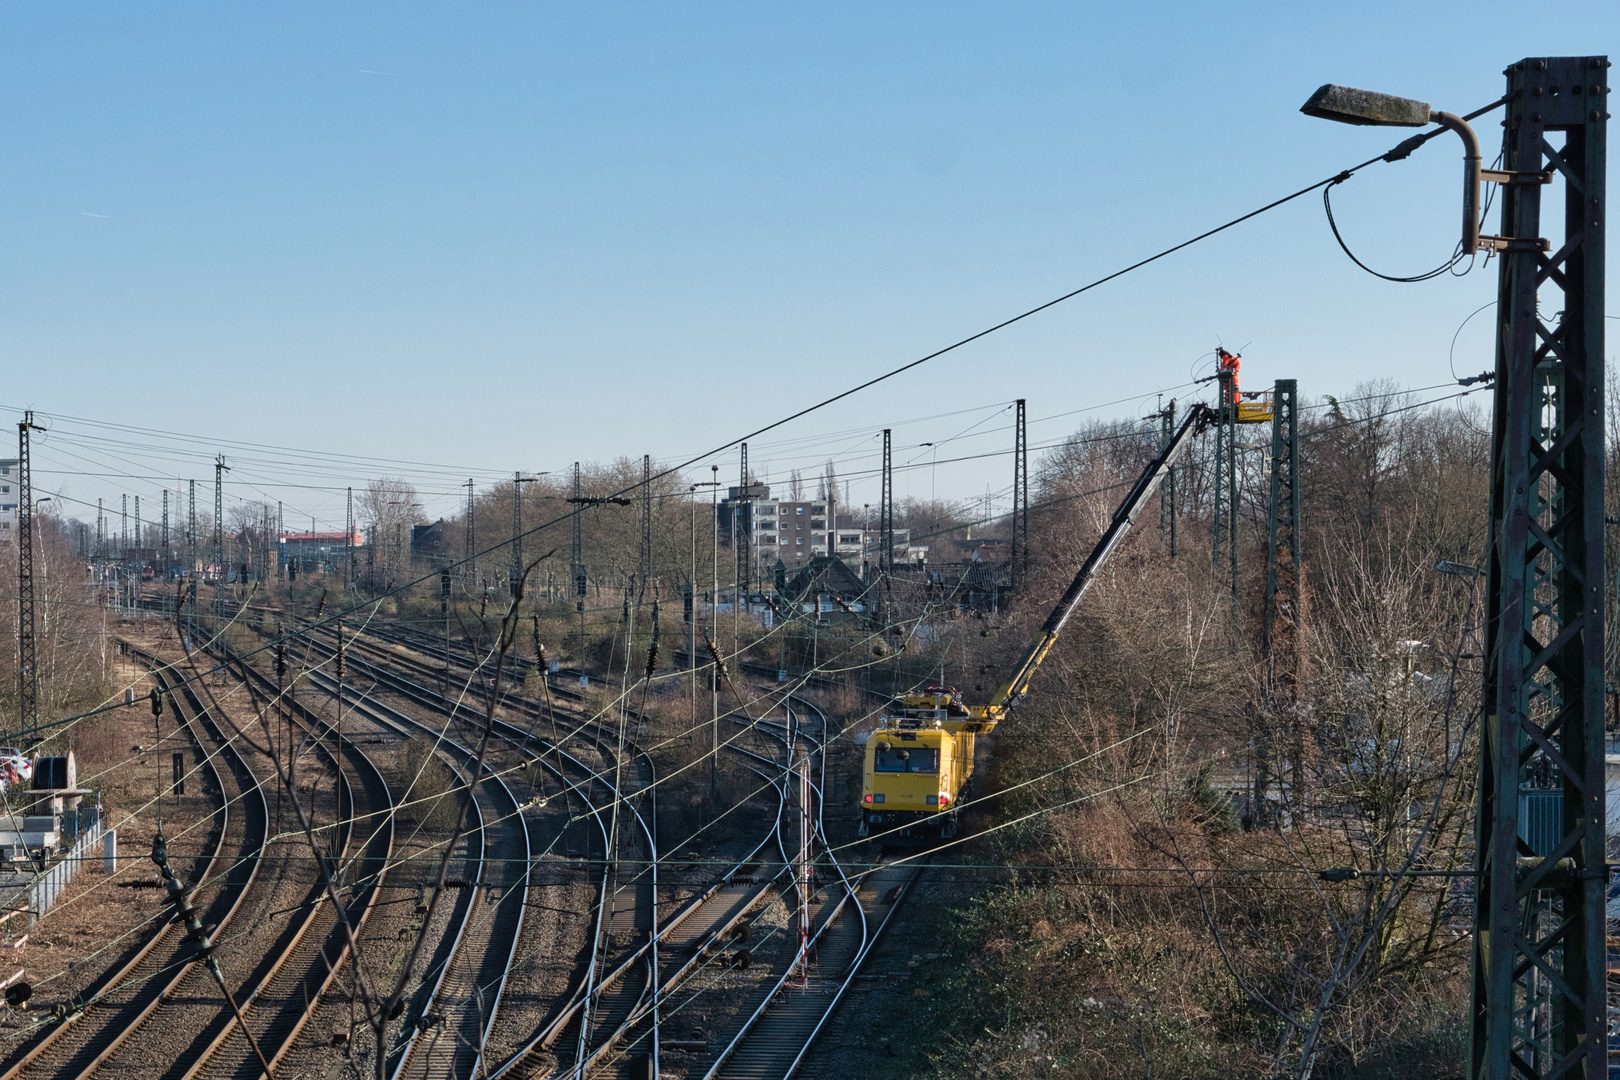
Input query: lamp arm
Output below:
<box><xmin>1429</xmin><ymin>110</ymin><xmax>1482</xmax><ymax>254</ymax></box>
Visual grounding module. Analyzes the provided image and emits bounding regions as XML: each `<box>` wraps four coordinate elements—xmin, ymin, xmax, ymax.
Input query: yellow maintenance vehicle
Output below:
<box><xmin>859</xmin><ymin>401</ymin><xmax>1218</xmax><ymax>840</ymax></box>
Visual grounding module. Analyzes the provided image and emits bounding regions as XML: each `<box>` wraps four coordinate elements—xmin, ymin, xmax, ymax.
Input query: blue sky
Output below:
<box><xmin>2</xmin><ymin>3</ymin><xmax>1615</xmax><ymax>529</ymax></box>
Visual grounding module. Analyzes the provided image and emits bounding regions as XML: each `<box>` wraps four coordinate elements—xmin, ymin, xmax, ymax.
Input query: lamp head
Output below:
<box><xmin>1301</xmin><ymin>84</ymin><xmax>1432</xmax><ymax>127</ymax></box>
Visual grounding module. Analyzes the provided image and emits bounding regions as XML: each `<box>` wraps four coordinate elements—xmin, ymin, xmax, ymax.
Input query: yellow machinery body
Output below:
<box><xmin>860</xmin><ymin>690</ymin><xmax>983</xmax><ymax>838</ymax></box>
<box><xmin>1235</xmin><ymin>393</ymin><xmax>1274</xmax><ymax>425</ymax></box>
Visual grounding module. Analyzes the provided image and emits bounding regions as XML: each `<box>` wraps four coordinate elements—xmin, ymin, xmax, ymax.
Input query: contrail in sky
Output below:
<box><xmin>80</xmin><ymin>212</ymin><xmax>111</xmax><ymax>218</ymax></box>
<box><xmin>359</xmin><ymin>69</ymin><xmax>403</xmax><ymax>77</ymax></box>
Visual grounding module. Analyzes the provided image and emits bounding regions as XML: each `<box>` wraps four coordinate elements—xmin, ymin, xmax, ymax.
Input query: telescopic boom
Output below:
<box><xmin>950</xmin><ymin>401</ymin><xmax>1215</xmax><ymax>732</ymax></box>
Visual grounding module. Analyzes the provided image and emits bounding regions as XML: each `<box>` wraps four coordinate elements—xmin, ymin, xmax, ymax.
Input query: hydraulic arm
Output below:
<box><xmin>928</xmin><ymin>402</ymin><xmax>1215</xmax><ymax>733</ymax></box>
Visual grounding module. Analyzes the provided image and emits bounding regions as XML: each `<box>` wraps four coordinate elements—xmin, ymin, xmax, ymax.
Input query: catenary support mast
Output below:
<box><xmin>1012</xmin><ymin>400</ymin><xmax>1029</xmax><ymax>584</ymax></box>
<box><xmin>1159</xmin><ymin>399</ymin><xmax>1178</xmax><ymax>556</ymax></box>
<box><xmin>213</xmin><ymin>455</ymin><xmax>228</xmax><ymax>582</ymax></box>
<box><xmin>16</xmin><ymin>412</ymin><xmax>43</xmax><ymax>731</ymax></box>
<box><xmin>1471</xmin><ymin>54</ymin><xmax>1607</xmax><ymax>1080</ymax></box>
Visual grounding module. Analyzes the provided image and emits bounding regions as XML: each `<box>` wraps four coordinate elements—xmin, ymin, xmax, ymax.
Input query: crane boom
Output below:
<box><xmin>951</xmin><ymin>401</ymin><xmax>1215</xmax><ymax>731</ymax></box>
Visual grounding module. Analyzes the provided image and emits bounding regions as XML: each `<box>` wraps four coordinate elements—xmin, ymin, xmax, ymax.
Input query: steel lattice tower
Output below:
<box><xmin>880</xmin><ymin>429</ymin><xmax>894</xmax><ymax>574</ymax></box>
<box><xmin>346</xmin><ymin>487</ymin><xmax>355</xmax><ymax>585</ymax></box>
<box><xmin>1158</xmin><ymin>399</ymin><xmax>1177</xmax><ymax>557</ymax></box>
<box><xmin>737</xmin><ymin>442</ymin><xmax>750</xmax><ymax>595</ymax></box>
<box><xmin>1262</xmin><ymin>380</ymin><xmax>1300</xmax><ymax>665</ymax></box>
<box><xmin>121</xmin><ymin>494</ymin><xmax>128</xmax><ymax>555</ymax></box>
<box><xmin>134</xmin><ymin>496</ymin><xmax>141</xmax><ymax>554</ymax></box>
<box><xmin>16</xmin><ymin>412</ymin><xmax>42</xmax><ymax>732</ymax></box>
<box><xmin>465</xmin><ymin>478</ymin><xmax>476</xmax><ymax>587</ymax></box>
<box><xmin>512</xmin><ymin>471</ymin><xmax>523</xmax><ymax>596</ymax></box>
<box><xmin>638</xmin><ymin>454</ymin><xmax>652</xmax><ymax>604</ymax></box>
<box><xmin>1471</xmin><ymin>55</ymin><xmax>1607</xmax><ymax>1080</ymax></box>
<box><xmin>213</xmin><ymin>455</ymin><xmax>227</xmax><ymax>581</ymax></box>
<box><xmin>188</xmin><ymin>480</ymin><xmax>196</xmax><ymax>573</ymax></box>
<box><xmin>571</xmin><ymin>463</ymin><xmax>584</xmax><ymax>600</ymax></box>
<box><xmin>1211</xmin><ymin>363</ymin><xmax>1239</xmax><ymax>602</ymax></box>
<box><xmin>1011</xmin><ymin>401</ymin><xmax>1028</xmax><ymax>586</ymax></box>
<box><xmin>96</xmin><ymin>498</ymin><xmax>104</xmax><ymax>558</ymax></box>
<box><xmin>161</xmin><ymin>490</ymin><xmax>170</xmax><ymax>564</ymax></box>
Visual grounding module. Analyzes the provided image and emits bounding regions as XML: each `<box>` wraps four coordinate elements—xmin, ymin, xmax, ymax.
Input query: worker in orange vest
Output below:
<box><xmin>1217</xmin><ymin>347</ymin><xmax>1241</xmax><ymax>399</ymax></box>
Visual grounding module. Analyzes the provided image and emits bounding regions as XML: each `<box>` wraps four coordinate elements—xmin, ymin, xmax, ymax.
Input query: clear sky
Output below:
<box><xmin>2</xmin><ymin>3</ymin><xmax>1615</xmax><ymax>531</ymax></box>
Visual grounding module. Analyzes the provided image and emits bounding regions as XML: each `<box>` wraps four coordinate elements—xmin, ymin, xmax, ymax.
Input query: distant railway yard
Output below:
<box><xmin>0</xmin><ymin>591</ymin><xmax>936</xmax><ymax>1080</ymax></box>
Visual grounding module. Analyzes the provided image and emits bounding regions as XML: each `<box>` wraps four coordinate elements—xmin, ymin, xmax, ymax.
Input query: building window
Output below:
<box><xmin>796</xmin><ymin>537</ymin><xmax>804</xmax><ymax>545</ymax></box>
<box><xmin>796</xmin><ymin>507</ymin><xmax>804</xmax><ymax>516</ymax></box>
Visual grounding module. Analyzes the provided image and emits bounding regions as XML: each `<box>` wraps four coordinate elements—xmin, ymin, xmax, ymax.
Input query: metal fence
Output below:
<box><xmin>29</xmin><ymin>819</ymin><xmax>105</xmax><ymax>929</ymax></box>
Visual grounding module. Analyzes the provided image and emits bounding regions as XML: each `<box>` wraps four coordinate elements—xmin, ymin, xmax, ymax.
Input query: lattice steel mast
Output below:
<box><xmin>1472</xmin><ymin>54</ymin><xmax>1608</xmax><ymax>1080</ymax></box>
<box><xmin>16</xmin><ymin>412</ymin><xmax>43</xmax><ymax>731</ymax></box>
<box><xmin>880</xmin><ymin>429</ymin><xmax>894</xmax><ymax>574</ymax></box>
<box><xmin>1211</xmin><ymin>357</ymin><xmax>1239</xmax><ymax>602</ymax></box>
<box><xmin>1158</xmin><ymin>399</ymin><xmax>1177</xmax><ymax>556</ymax></box>
<box><xmin>1011</xmin><ymin>400</ymin><xmax>1029</xmax><ymax>584</ymax></box>
<box><xmin>213</xmin><ymin>455</ymin><xmax>228</xmax><ymax>582</ymax></box>
<box><xmin>638</xmin><ymin>454</ymin><xmax>652</xmax><ymax>604</ymax></box>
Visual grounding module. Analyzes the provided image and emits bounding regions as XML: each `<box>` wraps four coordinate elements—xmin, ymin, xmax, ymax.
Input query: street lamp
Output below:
<box><xmin>1300</xmin><ymin>83</ymin><xmax>1483</xmax><ymax>254</ymax></box>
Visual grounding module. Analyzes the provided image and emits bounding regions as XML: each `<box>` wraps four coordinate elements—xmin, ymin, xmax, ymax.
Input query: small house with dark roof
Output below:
<box><xmin>778</xmin><ymin>554</ymin><xmax>871</xmax><ymax>621</ymax></box>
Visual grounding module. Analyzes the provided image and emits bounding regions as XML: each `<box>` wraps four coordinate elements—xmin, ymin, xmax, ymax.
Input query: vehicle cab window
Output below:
<box><xmin>874</xmin><ymin>747</ymin><xmax>939</xmax><ymax>773</ymax></box>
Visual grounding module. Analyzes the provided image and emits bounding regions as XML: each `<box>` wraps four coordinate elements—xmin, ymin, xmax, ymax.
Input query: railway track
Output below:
<box><xmin>235</xmin><ymin>627</ymin><xmax>544</xmax><ymax>1080</ymax></box>
<box><xmin>291</xmin><ymin>623</ymin><xmax>658</xmax><ymax>1080</ymax></box>
<box><xmin>198</xmin><ymin>601</ymin><xmax>915</xmax><ymax>1080</ymax></box>
<box><xmin>318</xmin><ymin>620</ymin><xmax>814</xmax><ymax>1080</ymax></box>
<box><xmin>183</xmin><ymin>646</ymin><xmax>397</xmax><ymax>1080</ymax></box>
<box><xmin>692</xmin><ymin>698</ymin><xmax>921</xmax><ymax>1080</ymax></box>
<box><xmin>0</xmin><ymin>648</ymin><xmax>268</xmax><ymax>1080</ymax></box>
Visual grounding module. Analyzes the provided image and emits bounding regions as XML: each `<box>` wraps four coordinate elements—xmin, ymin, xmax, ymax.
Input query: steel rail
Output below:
<box><xmin>0</xmin><ymin>662</ymin><xmax>236</xmax><ymax>1080</ymax></box>
<box><xmin>179</xmin><ymin>646</ymin><xmax>396</xmax><ymax>1080</ymax></box>
<box><xmin>4</xmin><ymin>647</ymin><xmax>270</xmax><ymax>1080</ymax></box>
<box><xmin>287</xmin><ymin>664</ymin><xmax>530</xmax><ymax>1080</ymax></box>
<box><xmin>698</xmin><ymin>695</ymin><xmax>921</xmax><ymax>1080</ymax></box>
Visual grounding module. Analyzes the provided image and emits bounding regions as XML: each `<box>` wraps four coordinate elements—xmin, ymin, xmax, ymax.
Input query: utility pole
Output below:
<box><xmin>161</xmin><ymin>490</ymin><xmax>170</xmax><ymax>567</ymax></box>
<box><xmin>571</xmin><ymin>464</ymin><xmax>584</xmax><ymax>654</ymax></box>
<box><xmin>188</xmin><ymin>480</ymin><xmax>196</xmax><ymax>575</ymax></box>
<box><xmin>638</xmin><ymin>455</ymin><xmax>652</xmax><ymax>605</ymax></box>
<box><xmin>96</xmin><ymin>499</ymin><xmax>104</xmax><ymax>559</ymax></box>
<box><xmin>1158</xmin><ymin>399</ymin><xmax>1178</xmax><ymax>556</ymax></box>
<box><xmin>17</xmin><ymin>411</ymin><xmax>44</xmax><ymax>732</ymax></box>
<box><xmin>1472</xmin><ymin>55</ymin><xmax>1607</xmax><ymax>1080</ymax></box>
<box><xmin>688</xmin><ymin>476</ymin><xmax>722</xmax><ymax>742</ymax></box>
<box><xmin>346</xmin><ymin>487</ymin><xmax>355</xmax><ymax>587</ymax></box>
<box><xmin>566</xmin><ymin>481</ymin><xmax>632</xmax><ymax>673</ymax></box>
<box><xmin>464</xmin><ymin>478</ymin><xmax>476</xmax><ymax>589</ymax></box>
<box><xmin>710</xmin><ymin>466</ymin><xmax>720</xmax><ymax>796</ymax></box>
<box><xmin>1211</xmin><ymin>351</ymin><xmax>1239</xmax><ymax>604</ymax></box>
<box><xmin>736</xmin><ymin>443</ymin><xmax>752</xmax><ymax>601</ymax></box>
<box><xmin>511</xmin><ymin>471</ymin><xmax>538</xmax><ymax>597</ymax></box>
<box><xmin>1262</xmin><ymin>381</ymin><xmax>1300</xmax><ymax>665</ymax></box>
<box><xmin>134</xmin><ymin>496</ymin><xmax>141</xmax><ymax>561</ymax></box>
<box><xmin>121</xmin><ymin>495</ymin><xmax>128</xmax><ymax>556</ymax></box>
<box><xmin>1011</xmin><ymin>401</ymin><xmax>1028</xmax><ymax>585</ymax></box>
<box><xmin>275</xmin><ymin>501</ymin><xmax>282</xmax><ymax>580</ymax></box>
<box><xmin>213</xmin><ymin>455</ymin><xmax>228</xmax><ymax>584</ymax></box>
<box><xmin>880</xmin><ymin>429</ymin><xmax>894</xmax><ymax>574</ymax></box>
